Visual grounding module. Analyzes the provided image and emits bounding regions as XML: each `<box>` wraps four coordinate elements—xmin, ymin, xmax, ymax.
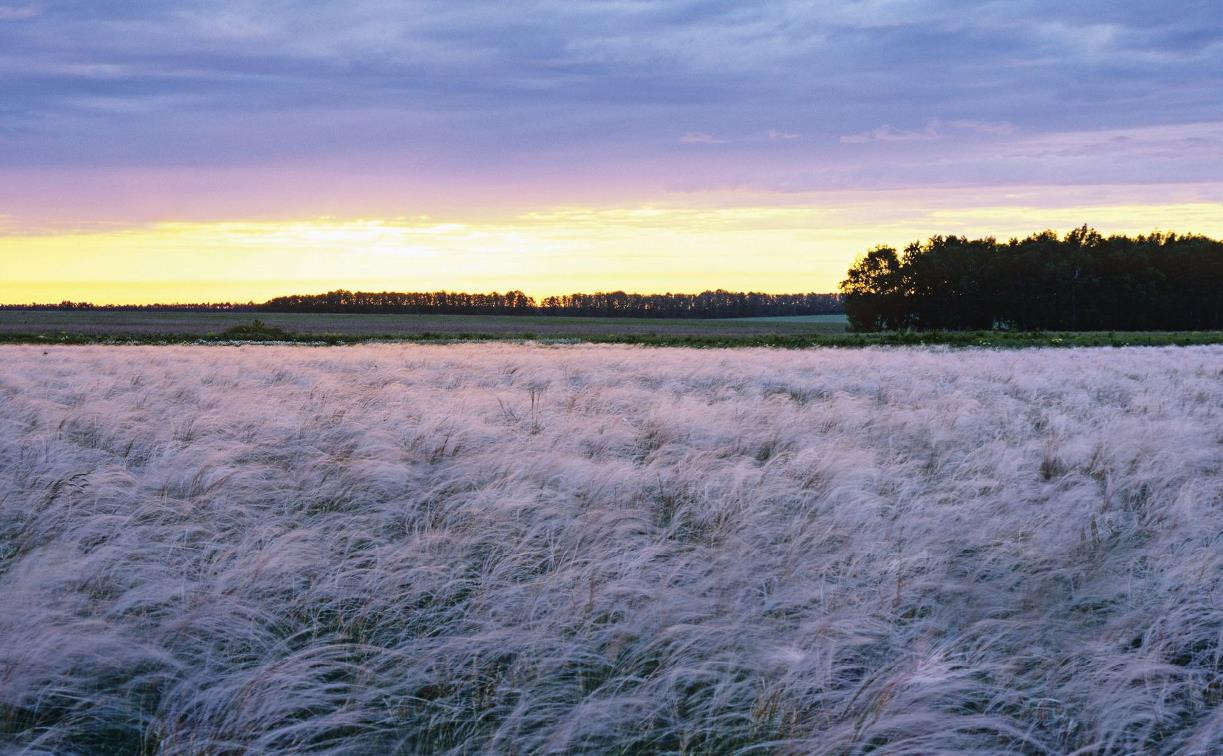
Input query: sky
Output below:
<box><xmin>1</xmin><ymin>0</ymin><xmax>1220</xmax><ymax>303</ymax></box>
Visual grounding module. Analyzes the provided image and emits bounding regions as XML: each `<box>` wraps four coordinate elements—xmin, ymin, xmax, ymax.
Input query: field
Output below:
<box><xmin>0</xmin><ymin>310</ymin><xmax>850</xmax><ymax>339</ymax></box>
<box><xmin>1</xmin><ymin>343</ymin><xmax>1221</xmax><ymax>753</ymax></box>
<box><xmin>4</xmin><ymin>310</ymin><xmax>1223</xmax><ymax>350</ymax></box>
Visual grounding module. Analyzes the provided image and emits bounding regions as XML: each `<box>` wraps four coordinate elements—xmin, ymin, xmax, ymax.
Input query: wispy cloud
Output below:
<box><xmin>681</xmin><ymin>129</ymin><xmax>800</xmax><ymax>145</ymax></box>
<box><xmin>679</xmin><ymin>132</ymin><xmax>728</xmax><ymax>144</ymax></box>
<box><xmin>0</xmin><ymin>0</ymin><xmax>1216</xmax><ymax>213</ymax></box>
<box><xmin>1009</xmin><ymin>122</ymin><xmax>1223</xmax><ymax>160</ymax></box>
<box><xmin>841</xmin><ymin>119</ymin><xmax>1015</xmax><ymax>144</ymax></box>
<box><xmin>0</xmin><ymin>4</ymin><xmax>38</xmax><ymax>20</ymax></box>
<box><xmin>840</xmin><ymin>123</ymin><xmax>942</xmax><ymax>144</ymax></box>
<box><xmin>944</xmin><ymin>119</ymin><xmax>1015</xmax><ymax>136</ymax></box>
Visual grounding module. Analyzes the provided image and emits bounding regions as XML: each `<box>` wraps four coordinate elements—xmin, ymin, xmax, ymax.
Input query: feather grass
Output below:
<box><xmin>0</xmin><ymin>344</ymin><xmax>1220</xmax><ymax>753</ymax></box>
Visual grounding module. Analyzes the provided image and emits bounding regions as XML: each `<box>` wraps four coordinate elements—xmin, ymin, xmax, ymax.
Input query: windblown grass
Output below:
<box><xmin>0</xmin><ymin>344</ymin><xmax>1220</xmax><ymax>753</ymax></box>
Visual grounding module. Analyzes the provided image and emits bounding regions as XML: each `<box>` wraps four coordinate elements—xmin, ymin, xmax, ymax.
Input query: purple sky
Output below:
<box><xmin>0</xmin><ymin>1</ymin><xmax>1220</xmax><ymax>300</ymax></box>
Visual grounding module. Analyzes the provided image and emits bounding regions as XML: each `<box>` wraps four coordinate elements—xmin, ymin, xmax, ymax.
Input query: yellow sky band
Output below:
<box><xmin>3</xmin><ymin>199</ymin><xmax>1220</xmax><ymax>304</ymax></box>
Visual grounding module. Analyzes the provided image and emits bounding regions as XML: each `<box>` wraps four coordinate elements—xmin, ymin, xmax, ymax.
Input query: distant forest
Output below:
<box><xmin>261</xmin><ymin>290</ymin><xmax>845</xmax><ymax>318</ymax></box>
<box><xmin>841</xmin><ymin>228</ymin><xmax>1223</xmax><ymax>332</ymax></box>
<box><xmin>3</xmin><ymin>302</ymin><xmax>256</xmax><ymax>312</ymax></box>
<box><xmin>4</xmin><ymin>290</ymin><xmax>845</xmax><ymax>319</ymax></box>
<box><xmin>8</xmin><ymin>227</ymin><xmax>1221</xmax><ymax>329</ymax></box>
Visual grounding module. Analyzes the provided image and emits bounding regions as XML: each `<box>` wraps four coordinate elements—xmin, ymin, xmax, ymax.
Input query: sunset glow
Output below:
<box><xmin>0</xmin><ymin>2</ymin><xmax>1220</xmax><ymax>301</ymax></box>
<box><xmin>6</xmin><ymin>190</ymin><xmax>1222</xmax><ymax>304</ymax></box>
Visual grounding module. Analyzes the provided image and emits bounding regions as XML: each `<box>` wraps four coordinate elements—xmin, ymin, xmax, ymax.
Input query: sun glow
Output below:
<box><xmin>3</xmin><ymin>193</ymin><xmax>1221</xmax><ymax>304</ymax></box>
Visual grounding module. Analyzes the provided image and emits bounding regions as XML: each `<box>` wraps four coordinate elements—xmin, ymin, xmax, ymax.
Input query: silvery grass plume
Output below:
<box><xmin>0</xmin><ymin>344</ymin><xmax>1220</xmax><ymax>754</ymax></box>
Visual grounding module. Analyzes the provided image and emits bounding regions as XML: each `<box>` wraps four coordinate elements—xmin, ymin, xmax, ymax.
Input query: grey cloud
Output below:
<box><xmin>0</xmin><ymin>0</ymin><xmax>1217</xmax><ymax>192</ymax></box>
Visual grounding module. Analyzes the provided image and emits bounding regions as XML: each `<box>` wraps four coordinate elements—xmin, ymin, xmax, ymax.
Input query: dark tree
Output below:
<box><xmin>841</xmin><ymin>227</ymin><xmax>1223</xmax><ymax>332</ymax></box>
<box><xmin>840</xmin><ymin>246</ymin><xmax>907</xmax><ymax>331</ymax></box>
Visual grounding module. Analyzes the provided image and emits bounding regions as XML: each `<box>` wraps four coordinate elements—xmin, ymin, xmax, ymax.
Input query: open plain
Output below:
<box><xmin>0</xmin><ymin>310</ymin><xmax>850</xmax><ymax>339</ymax></box>
<box><xmin>1</xmin><ymin>343</ymin><xmax>1221</xmax><ymax>753</ymax></box>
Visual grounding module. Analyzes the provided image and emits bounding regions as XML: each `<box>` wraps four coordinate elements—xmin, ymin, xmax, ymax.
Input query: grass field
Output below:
<box><xmin>1</xmin><ymin>343</ymin><xmax>1220</xmax><ymax>753</ymax></box>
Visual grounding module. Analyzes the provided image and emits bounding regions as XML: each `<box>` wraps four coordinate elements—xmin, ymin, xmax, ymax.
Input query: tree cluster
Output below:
<box><xmin>256</xmin><ymin>289</ymin><xmax>535</xmax><ymax>314</ymax></box>
<box><xmin>253</xmin><ymin>289</ymin><xmax>843</xmax><ymax>318</ymax></box>
<box><xmin>0</xmin><ymin>301</ymin><xmax>256</xmax><ymax>312</ymax></box>
<box><xmin>3</xmin><ymin>289</ymin><xmax>844</xmax><ymax>318</ymax></box>
<box><xmin>841</xmin><ymin>227</ymin><xmax>1223</xmax><ymax>332</ymax></box>
<box><xmin>538</xmin><ymin>291</ymin><xmax>843</xmax><ymax>318</ymax></box>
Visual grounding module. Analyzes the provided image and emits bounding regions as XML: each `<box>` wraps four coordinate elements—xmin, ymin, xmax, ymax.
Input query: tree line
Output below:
<box><xmin>0</xmin><ymin>301</ymin><xmax>257</xmax><ymax>312</ymax></box>
<box><xmin>841</xmin><ymin>227</ymin><xmax>1223</xmax><ymax>332</ymax></box>
<box><xmin>537</xmin><ymin>291</ymin><xmax>843</xmax><ymax>318</ymax></box>
<box><xmin>4</xmin><ymin>290</ymin><xmax>844</xmax><ymax>318</ymax></box>
<box><xmin>257</xmin><ymin>290</ymin><xmax>536</xmax><ymax>314</ymax></box>
<box><xmin>259</xmin><ymin>289</ymin><xmax>842</xmax><ymax>318</ymax></box>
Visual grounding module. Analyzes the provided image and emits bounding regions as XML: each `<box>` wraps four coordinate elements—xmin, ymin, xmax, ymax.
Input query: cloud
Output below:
<box><xmin>944</xmin><ymin>119</ymin><xmax>1014</xmax><ymax>136</ymax></box>
<box><xmin>0</xmin><ymin>0</ymin><xmax>1217</xmax><ymax>208</ymax></box>
<box><xmin>680</xmin><ymin>132</ymin><xmax>728</xmax><ymax>144</ymax></box>
<box><xmin>1010</xmin><ymin>122</ymin><xmax>1223</xmax><ymax>160</ymax></box>
<box><xmin>841</xmin><ymin>119</ymin><xmax>1015</xmax><ymax>144</ymax></box>
<box><xmin>682</xmin><ymin>130</ymin><xmax>800</xmax><ymax>145</ymax></box>
<box><xmin>0</xmin><ymin>4</ymin><xmax>38</xmax><ymax>20</ymax></box>
<box><xmin>840</xmin><ymin>123</ymin><xmax>941</xmax><ymax>144</ymax></box>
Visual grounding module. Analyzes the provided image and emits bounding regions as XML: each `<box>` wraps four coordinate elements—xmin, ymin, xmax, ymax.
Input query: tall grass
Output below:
<box><xmin>0</xmin><ymin>344</ymin><xmax>1220</xmax><ymax>754</ymax></box>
